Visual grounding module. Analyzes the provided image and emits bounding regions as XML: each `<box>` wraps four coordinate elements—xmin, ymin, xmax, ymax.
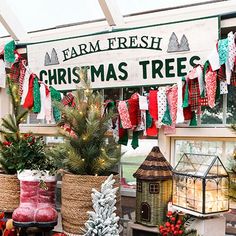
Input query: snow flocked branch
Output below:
<box><xmin>83</xmin><ymin>174</ymin><xmax>120</xmax><ymax>236</ymax></box>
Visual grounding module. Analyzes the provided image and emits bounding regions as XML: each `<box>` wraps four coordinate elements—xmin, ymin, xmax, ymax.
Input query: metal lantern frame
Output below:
<box><xmin>172</xmin><ymin>153</ymin><xmax>229</xmax><ymax>217</ymax></box>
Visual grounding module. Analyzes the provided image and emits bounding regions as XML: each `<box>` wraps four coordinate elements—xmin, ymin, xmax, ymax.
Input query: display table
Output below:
<box><xmin>224</xmin><ymin>210</ymin><xmax>236</xmax><ymax>235</ymax></box>
<box><xmin>187</xmin><ymin>215</ymin><xmax>226</xmax><ymax>236</ymax></box>
<box><xmin>127</xmin><ymin>222</ymin><xmax>159</xmax><ymax>236</ymax></box>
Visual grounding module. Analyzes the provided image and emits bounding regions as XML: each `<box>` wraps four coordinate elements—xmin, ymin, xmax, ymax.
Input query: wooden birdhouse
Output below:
<box><xmin>133</xmin><ymin>146</ymin><xmax>173</xmax><ymax>226</ymax></box>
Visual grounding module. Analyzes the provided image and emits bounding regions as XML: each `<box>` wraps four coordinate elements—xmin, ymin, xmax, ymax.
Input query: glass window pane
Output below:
<box><xmin>121</xmin><ymin>139</ymin><xmax>157</xmax><ymax>185</ymax></box>
<box><xmin>27</xmin><ymin>112</ymin><xmax>56</xmax><ymax>125</ymax></box>
<box><xmin>117</xmin><ymin>0</ymin><xmax>216</xmax><ymax>15</ymax></box>
<box><xmin>104</xmin><ymin>88</ymin><xmax>121</xmax><ymax>101</ymax></box>
<box><xmin>123</xmin><ymin>87</ymin><xmax>142</xmax><ymax>100</ymax></box>
<box><xmin>6</xmin><ymin>0</ymin><xmax>105</xmax><ymax>32</ymax></box>
<box><xmin>227</xmin><ymin>86</ymin><xmax>236</xmax><ymax>124</ymax></box>
<box><xmin>121</xmin><ymin>139</ymin><xmax>157</xmax><ymax>163</ymax></box>
<box><xmin>226</xmin><ymin>142</ymin><xmax>236</xmax><ymax>174</ymax></box>
<box><xmin>45</xmin><ymin>136</ymin><xmax>64</xmax><ymax>145</ymax></box>
<box><xmin>143</xmin><ymin>86</ymin><xmax>158</xmax><ymax>96</ymax></box>
<box><xmin>175</xmin><ymin>140</ymin><xmax>223</xmax><ymax>165</ymax></box>
<box><xmin>201</xmin><ymin>96</ymin><xmax>223</xmax><ymax>124</ymax></box>
<box><xmin>28</xmin><ymin>112</ymin><xmax>45</xmax><ymax>124</ymax></box>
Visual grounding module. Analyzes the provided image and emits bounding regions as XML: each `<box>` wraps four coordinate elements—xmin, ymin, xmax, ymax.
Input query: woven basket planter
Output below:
<box><xmin>0</xmin><ymin>174</ymin><xmax>20</xmax><ymax>212</ymax></box>
<box><xmin>61</xmin><ymin>173</ymin><xmax>120</xmax><ymax>236</ymax></box>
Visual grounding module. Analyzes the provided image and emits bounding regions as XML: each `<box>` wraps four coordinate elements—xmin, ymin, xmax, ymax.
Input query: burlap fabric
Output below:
<box><xmin>61</xmin><ymin>173</ymin><xmax>120</xmax><ymax>235</ymax></box>
<box><xmin>0</xmin><ymin>174</ymin><xmax>20</xmax><ymax>212</ymax></box>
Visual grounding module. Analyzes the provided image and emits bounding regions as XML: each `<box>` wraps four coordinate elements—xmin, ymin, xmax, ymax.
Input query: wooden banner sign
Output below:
<box><xmin>27</xmin><ymin>17</ymin><xmax>219</xmax><ymax>90</ymax></box>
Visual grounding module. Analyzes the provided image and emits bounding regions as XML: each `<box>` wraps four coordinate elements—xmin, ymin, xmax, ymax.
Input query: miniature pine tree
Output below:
<box><xmin>83</xmin><ymin>174</ymin><xmax>119</xmax><ymax>236</ymax></box>
<box><xmin>56</xmin><ymin>67</ymin><xmax>121</xmax><ymax>175</ymax></box>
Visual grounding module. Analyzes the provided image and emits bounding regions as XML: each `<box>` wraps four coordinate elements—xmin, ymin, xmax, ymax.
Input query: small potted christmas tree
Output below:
<box><xmin>0</xmin><ymin>77</ymin><xmax>27</xmax><ymax>212</ymax></box>
<box><xmin>52</xmin><ymin>68</ymin><xmax>121</xmax><ymax>235</ymax></box>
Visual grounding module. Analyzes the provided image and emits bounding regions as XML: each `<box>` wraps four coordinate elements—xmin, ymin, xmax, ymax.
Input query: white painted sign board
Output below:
<box><xmin>27</xmin><ymin>17</ymin><xmax>219</xmax><ymax>90</ymax></box>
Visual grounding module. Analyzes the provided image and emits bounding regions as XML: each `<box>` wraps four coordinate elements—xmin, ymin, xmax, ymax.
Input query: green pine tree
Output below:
<box><xmin>0</xmin><ymin>77</ymin><xmax>28</xmax><ymax>138</ymax></box>
<box><xmin>0</xmin><ymin>77</ymin><xmax>57</xmax><ymax>174</ymax></box>
<box><xmin>54</xmin><ymin>67</ymin><xmax>121</xmax><ymax>176</ymax></box>
<box><xmin>0</xmin><ymin>77</ymin><xmax>28</xmax><ymax>173</ymax></box>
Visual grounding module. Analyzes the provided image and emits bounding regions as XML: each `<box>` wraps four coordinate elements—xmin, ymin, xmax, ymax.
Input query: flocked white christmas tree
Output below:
<box><xmin>83</xmin><ymin>174</ymin><xmax>120</xmax><ymax>236</ymax></box>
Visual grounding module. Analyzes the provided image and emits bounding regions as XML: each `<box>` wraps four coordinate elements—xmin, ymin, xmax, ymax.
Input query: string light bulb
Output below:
<box><xmin>233</xmin><ymin>150</ymin><xmax>236</xmax><ymax>160</ymax></box>
<box><xmin>12</xmin><ymin>84</ymin><xmax>17</xmax><ymax>93</ymax></box>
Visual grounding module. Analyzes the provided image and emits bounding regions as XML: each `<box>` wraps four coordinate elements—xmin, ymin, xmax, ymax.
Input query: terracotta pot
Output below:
<box><xmin>61</xmin><ymin>173</ymin><xmax>120</xmax><ymax>235</ymax></box>
<box><xmin>0</xmin><ymin>173</ymin><xmax>20</xmax><ymax>212</ymax></box>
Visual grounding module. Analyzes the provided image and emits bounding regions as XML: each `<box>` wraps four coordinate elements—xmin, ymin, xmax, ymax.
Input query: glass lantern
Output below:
<box><xmin>172</xmin><ymin>153</ymin><xmax>229</xmax><ymax>216</ymax></box>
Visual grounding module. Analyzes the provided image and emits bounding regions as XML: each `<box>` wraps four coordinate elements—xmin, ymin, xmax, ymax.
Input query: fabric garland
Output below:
<box><xmin>117</xmin><ymin>101</ymin><xmax>132</xmax><ymax>129</ymax></box>
<box><xmin>33</xmin><ymin>77</ymin><xmax>41</xmax><ymax>113</ymax></box>
<box><xmin>4</xmin><ymin>40</ymin><xmax>15</xmax><ymax>63</ymax></box>
<box><xmin>157</xmin><ymin>87</ymin><xmax>167</xmax><ymax>127</ymax></box>
<box><xmin>50</xmin><ymin>86</ymin><xmax>62</xmax><ymax>122</ymax></box>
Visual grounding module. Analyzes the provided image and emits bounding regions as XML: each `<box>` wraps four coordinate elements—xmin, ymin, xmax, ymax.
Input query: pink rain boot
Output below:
<box><xmin>35</xmin><ymin>180</ymin><xmax>58</xmax><ymax>225</ymax></box>
<box><xmin>13</xmin><ymin>170</ymin><xmax>58</xmax><ymax>227</ymax></box>
<box><xmin>12</xmin><ymin>171</ymin><xmax>38</xmax><ymax>226</ymax></box>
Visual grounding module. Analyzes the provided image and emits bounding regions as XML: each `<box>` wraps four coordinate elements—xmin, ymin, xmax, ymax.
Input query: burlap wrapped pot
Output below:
<box><xmin>61</xmin><ymin>173</ymin><xmax>120</xmax><ymax>235</ymax></box>
<box><xmin>0</xmin><ymin>174</ymin><xmax>20</xmax><ymax>212</ymax></box>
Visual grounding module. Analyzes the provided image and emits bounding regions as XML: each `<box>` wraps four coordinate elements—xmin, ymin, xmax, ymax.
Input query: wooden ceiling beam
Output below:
<box><xmin>0</xmin><ymin>0</ymin><xmax>28</xmax><ymax>41</ymax></box>
<box><xmin>98</xmin><ymin>0</ymin><xmax>124</xmax><ymax>27</ymax></box>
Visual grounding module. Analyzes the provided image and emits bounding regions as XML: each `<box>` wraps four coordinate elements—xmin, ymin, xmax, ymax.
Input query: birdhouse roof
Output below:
<box><xmin>133</xmin><ymin>146</ymin><xmax>172</xmax><ymax>180</ymax></box>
